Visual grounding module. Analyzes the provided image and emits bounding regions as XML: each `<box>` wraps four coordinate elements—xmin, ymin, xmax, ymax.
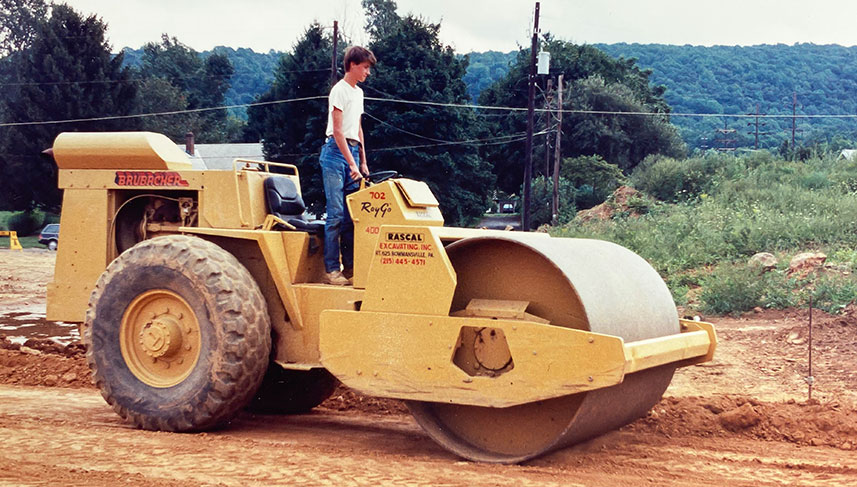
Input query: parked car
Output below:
<box><xmin>39</xmin><ymin>223</ymin><xmax>59</xmax><ymax>250</ymax></box>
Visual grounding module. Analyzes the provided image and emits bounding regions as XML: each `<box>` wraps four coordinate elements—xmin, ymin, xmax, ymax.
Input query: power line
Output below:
<box><xmin>367</xmin><ymin>96</ymin><xmax>857</xmax><ymax>119</ymax></box>
<box><xmin>0</xmin><ymin>96</ymin><xmax>326</xmax><ymax>127</ymax></box>
<box><xmin>264</xmin><ymin>132</ymin><xmax>545</xmax><ymax>158</ymax></box>
<box><xmin>0</xmin><ymin>68</ymin><xmax>325</xmax><ymax>88</ymax></box>
<box><xmin>370</xmin><ymin>131</ymin><xmax>547</xmax><ymax>152</ymax></box>
<box><xmin>6</xmin><ymin>92</ymin><xmax>857</xmax><ymax>128</ymax></box>
<box><xmin>363</xmin><ymin>112</ymin><xmax>456</xmax><ymax>143</ymax></box>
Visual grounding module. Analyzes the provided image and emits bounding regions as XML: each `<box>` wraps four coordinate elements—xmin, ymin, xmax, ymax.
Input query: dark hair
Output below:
<box><xmin>343</xmin><ymin>46</ymin><xmax>376</xmax><ymax>72</ymax></box>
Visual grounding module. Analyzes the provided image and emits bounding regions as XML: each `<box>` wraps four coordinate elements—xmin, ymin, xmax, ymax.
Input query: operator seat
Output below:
<box><xmin>264</xmin><ymin>176</ymin><xmax>325</xmax><ymax>236</ymax></box>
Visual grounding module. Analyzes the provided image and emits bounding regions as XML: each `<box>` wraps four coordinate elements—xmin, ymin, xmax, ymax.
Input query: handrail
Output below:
<box><xmin>232</xmin><ymin>159</ymin><xmax>299</xmax><ymax>178</ymax></box>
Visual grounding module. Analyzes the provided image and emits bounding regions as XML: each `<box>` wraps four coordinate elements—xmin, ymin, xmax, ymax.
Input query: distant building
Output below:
<box><xmin>838</xmin><ymin>149</ymin><xmax>857</xmax><ymax>161</ymax></box>
<box><xmin>178</xmin><ymin>132</ymin><xmax>265</xmax><ymax>170</ymax></box>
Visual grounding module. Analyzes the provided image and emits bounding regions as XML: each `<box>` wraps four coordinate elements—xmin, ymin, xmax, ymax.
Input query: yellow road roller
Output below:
<box><xmin>46</xmin><ymin>131</ymin><xmax>715</xmax><ymax>463</ymax></box>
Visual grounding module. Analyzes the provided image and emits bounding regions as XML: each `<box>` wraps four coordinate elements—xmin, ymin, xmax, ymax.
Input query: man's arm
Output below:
<box><xmin>358</xmin><ymin>116</ymin><xmax>369</xmax><ymax>176</ymax></box>
<box><xmin>331</xmin><ymin>108</ymin><xmax>361</xmax><ymax>181</ymax></box>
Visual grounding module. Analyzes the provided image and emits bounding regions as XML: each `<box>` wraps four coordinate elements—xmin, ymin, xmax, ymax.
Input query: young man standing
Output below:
<box><xmin>320</xmin><ymin>46</ymin><xmax>376</xmax><ymax>285</ymax></box>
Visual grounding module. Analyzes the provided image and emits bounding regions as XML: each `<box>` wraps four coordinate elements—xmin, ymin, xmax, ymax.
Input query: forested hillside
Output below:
<box><xmin>120</xmin><ymin>44</ymin><xmax>857</xmax><ymax>153</ymax></box>
<box><xmin>595</xmin><ymin>43</ymin><xmax>857</xmax><ymax>151</ymax></box>
<box><xmin>123</xmin><ymin>46</ymin><xmax>279</xmax><ymax>118</ymax></box>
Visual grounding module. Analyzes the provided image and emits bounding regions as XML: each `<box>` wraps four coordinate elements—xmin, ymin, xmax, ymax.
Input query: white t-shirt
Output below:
<box><xmin>325</xmin><ymin>79</ymin><xmax>364</xmax><ymax>140</ymax></box>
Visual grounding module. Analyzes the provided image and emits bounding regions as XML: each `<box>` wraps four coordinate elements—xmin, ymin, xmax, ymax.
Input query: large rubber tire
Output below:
<box><xmin>246</xmin><ymin>365</ymin><xmax>338</xmax><ymax>414</ymax></box>
<box><xmin>84</xmin><ymin>235</ymin><xmax>271</xmax><ymax>431</ymax></box>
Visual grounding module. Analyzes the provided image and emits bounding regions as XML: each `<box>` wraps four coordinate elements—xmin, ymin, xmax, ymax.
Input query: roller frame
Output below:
<box><xmin>319</xmin><ymin>310</ymin><xmax>715</xmax><ymax>407</ymax></box>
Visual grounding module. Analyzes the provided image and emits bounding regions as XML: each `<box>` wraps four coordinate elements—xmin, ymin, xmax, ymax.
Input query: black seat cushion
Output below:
<box><xmin>264</xmin><ymin>176</ymin><xmax>323</xmax><ymax>236</ymax></box>
<box><xmin>288</xmin><ymin>218</ymin><xmax>325</xmax><ymax>235</ymax></box>
<box><xmin>265</xmin><ymin>176</ymin><xmax>305</xmax><ymax>216</ymax></box>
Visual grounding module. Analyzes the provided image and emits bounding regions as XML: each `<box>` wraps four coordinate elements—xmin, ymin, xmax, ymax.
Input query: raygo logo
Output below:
<box><xmin>115</xmin><ymin>171</ymin><xmax>189</xmax><ymax>187</ymax></box>
<box><xmin>360</xmin><ymin>201</ymin><xmax>392</xmax><ymax>218</ymax></box>
<box><xmin>385</xmin><ymin>232</ymin><xmax>424</xmax><ymax>242</ymax></box>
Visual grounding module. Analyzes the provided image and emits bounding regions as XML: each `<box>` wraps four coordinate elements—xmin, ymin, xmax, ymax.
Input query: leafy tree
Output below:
<box><xmin>135</xmin><ymin>77</ymin><xmax>199</xmax><ymax>140</ymax></box>
<box><xmin>567</xmin><ymin>75</ymin><xmax>684</xmax><ymax>172</ymax></box>
<box><xmin>138</xmin><ymin>35</ymin><xmax>234</xmax><ymax>142</ymax></box>
<box><xmin>362</xmin><ymin>1</ymin><xmax>495</xmax><ymax>224</ymax></box>
<box><xmin>362</xmin><ymin>0</ymin><xmax>399</xmax><ymax>40</ymax></box>
<box><xmin>123</xmin><ymin>45</ymin><xmax>280</xmax><ymax>123</ymax></box>
<box><xmin>246</xmin><ymin>23</ymin><xmax>340</xmax><ymax>216</ymax></box>
<box><xmin>479</xmin><ymin>36</ymin><xmax>684</xmax><ymax>194</ymax></box>
<box><xmin>526</xmin><ymin>175</ymin><xmax>576</xmax><ymax>228</ymax></box>
<box><xmin>462</xmin><ymin>50</ymin><xmax>515</xmax><ymax>102</ymax></box>
<box><xmin>0</xmin><ymin>0</ymin><xmax>47</xmax><ymax>56</ymax></box>
<box><xmin>0</xmin><ymin>3</ymin><xmax>136</xmax><ymax>210</ymax></box>
<box><xmin>560</xmin><ymin>154</ymin><xmax>626</xmax><ymax>209</ymax></box>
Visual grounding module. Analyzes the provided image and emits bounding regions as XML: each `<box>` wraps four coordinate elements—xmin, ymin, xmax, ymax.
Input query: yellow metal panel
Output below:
<box><xmin>361</xmin><ymin>225</ymin><xmax>456</xmax><ymax>315</ymax></box>
<box><xmin>198</xmin><ymin>171</ymin><xmax>269</xmax><ymax>229</ymax></box>
<box><xmin>319</xmin><ymin>311</ymin><xmax>715</xmax><ymax>407</ymax></box>
<box><xmin>347</xmin><ymin>180</ymin><xmax>443</xmax><ymax>288</ymax></box>
<box><xmin>282</xmin><ymin>233</ymin><xmax>326</xmax><ymax>284</ymax></box>
<box><xmin>53</xmin><ymin>132</ymin><xmax>191</xmax><ymax>170</ymax></box>
<box><xmin>678</xmin><ymin>319</ymin><xmax>718</xmax><ymax>364</ymax></box>
<box><xmin>456</xmin><ymin>299</ymin><xmax>550</xmax><ymax>324</ymax></box>
<box><xmin>275</xmin><ymin>284</ymin><xmax>364</xmax><ymax>367</ymax></box>
<box><xmin>623</xmin><ymin>330</ymin><xmax>712</xmax><ymax>373</ymax></box>
<box><xmin>319</xmin><ymin>310</ymin><xmax>627</xmax><ymax>407</ymax></box>
<box><xmin>58</xmin><ymin>169</ymin><xmax>204</xmax><ymax>190</ymax></box>
<box><xmin>394</xmin><ymin>179</ymin><xmax>439</xmax><ymax>207</ymax></box>
<box><xmin>46</xmin><ymin>189</ymin><xmax>111</xmax><ymax>322</ymax></box>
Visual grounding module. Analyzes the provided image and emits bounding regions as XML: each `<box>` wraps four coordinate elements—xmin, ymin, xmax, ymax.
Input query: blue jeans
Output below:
<box><xmin>320</xmin><ymin>137</ymin><xmax>360</xmax><ymax>273</ymax></box>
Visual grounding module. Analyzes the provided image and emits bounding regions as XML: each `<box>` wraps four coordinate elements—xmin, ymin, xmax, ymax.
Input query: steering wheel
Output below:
<box><xmin>364</xmin><ymin>170</ymin><xmax>399</xmax><ymax>185</ymax></box>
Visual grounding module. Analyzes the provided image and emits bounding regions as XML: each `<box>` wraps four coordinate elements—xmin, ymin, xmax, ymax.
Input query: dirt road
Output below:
<box><xmin>1</xmin><ymin>249</ymin><xmax>857</xmax><ymax>486</ymax></box>
<box><xmin>2</xmin><ymin>384</ymin><xmax>856</xmax><ymax>487</ymax></box>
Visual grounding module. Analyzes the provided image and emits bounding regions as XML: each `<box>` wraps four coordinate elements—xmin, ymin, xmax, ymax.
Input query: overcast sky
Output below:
<box><xmin>63</xmin><ymin>0</ymin><xmax>857</xmax><ymax>53</ymax></box>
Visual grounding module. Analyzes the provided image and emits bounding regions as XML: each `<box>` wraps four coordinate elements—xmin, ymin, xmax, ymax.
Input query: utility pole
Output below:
<box><xmin>543</xmin><ymin>77</ymin><xmax>553</xmax><ymax>177</ymax></box>
<box><xmin>551</xmin><ymin>74</ymin><xmax>563</xmax><ymax>225</ymax></box>
<box><xmin>714</xmin><ymin>119</ymin><xmax>737</xmax><ymax>152</ymax></box>
<box><xmin>522</xmin><ymin>2</ymin><xmax>539</xmax><ymax>232</ymax></box>
<box><xmin>792</xmin><ymin>91</ymin><xmax>797</xmax><ymax>150</ymax></box>
<box><xmin>746</xmin><ymin>103</ymin><xmax>771</xmax><ymax>150</ymax></box>
<box><xmin>330</xmin><ymin>21</ymin><xmax>339</xmax><ymax>88</ymax></box>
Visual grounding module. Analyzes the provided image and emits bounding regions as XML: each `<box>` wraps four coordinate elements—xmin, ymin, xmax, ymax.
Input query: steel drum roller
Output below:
<box><xmin>407</xmin><ymin>236</ymin><xmax>679</xmax><ymax>463</ymax></box>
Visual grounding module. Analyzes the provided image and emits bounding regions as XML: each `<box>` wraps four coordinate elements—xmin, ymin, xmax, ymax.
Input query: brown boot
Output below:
<box><xmin>323</xmin><ymin>270</ymin><xmax>350</xmax><ymax>286</ymax></box>
<box><xmin>342</xmin><ymin>267</ymin><xmax>353</xmax><ymax>281</ymax></box>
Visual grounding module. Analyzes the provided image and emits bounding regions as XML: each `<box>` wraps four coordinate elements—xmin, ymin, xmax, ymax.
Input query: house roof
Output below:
<box><xmin>177</xmin><ymin>142</ymin><xmax>265</xmax><ymax>170</ymax></box>
<box><xmin>838</xmin><ymin>149</ymin><xmax>857</xmax><ymax>160</ymax></box>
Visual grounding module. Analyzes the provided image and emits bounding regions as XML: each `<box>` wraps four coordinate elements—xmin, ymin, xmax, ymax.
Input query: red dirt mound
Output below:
<box><xmin>629</xmin><ymin>395</ymin><xmax>857</xmax><ymax>451</ymax></box>
<box><xmin>0</xmin><ymin>336</ymin><xmax>91</xmax><ymax>388</ymax></box>
<box><xmin>321</xmin><ymin>384</ymin><xmax>409</xmax><ymax>415</ymax></box>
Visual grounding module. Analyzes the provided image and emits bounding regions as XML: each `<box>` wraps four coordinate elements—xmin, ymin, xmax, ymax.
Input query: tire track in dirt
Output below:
<box><xmin>3</xmin><ymin>385</ymin><xmax>857</xmax><ymax>487</ymax></box>
<box><xmin>0</xmin><ymin>386</ymin><xmax>577</xmax><ymax>487</ymax></box>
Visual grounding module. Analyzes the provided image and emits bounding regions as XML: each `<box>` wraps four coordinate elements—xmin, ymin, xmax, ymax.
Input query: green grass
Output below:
<box><xmin>0</xmin><ymin>211</ymin><xmax>12</xmax><ymax>230</ymax></box>
<box><xmin>551</xmin><ymin>152</ymin><xmax>857</xmax><ymax>315</ymax></box>
<box><xmin>17</xmin><ymin>236</ymin><xmax>44</xmax><ymax>249</ymax></box>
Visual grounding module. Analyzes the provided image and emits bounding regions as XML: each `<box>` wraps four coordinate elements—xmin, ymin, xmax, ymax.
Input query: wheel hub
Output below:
<box><xmin>120</xmin><ymin>290</ymin><xmax>201</xmax><ymax>388</ymax></box>
<box><xmin>473</xmin><ymin>328</ymin><xmax>512</xmax><ymax>371</ymax></box>
<box><xmin>140</xmin><ymin>314</ymin><xmax>183</xmax><ymax>358</ymax></box>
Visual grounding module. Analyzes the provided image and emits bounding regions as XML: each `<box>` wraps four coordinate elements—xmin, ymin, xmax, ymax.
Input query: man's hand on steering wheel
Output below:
<box><xmin>363</xmin><ymin>170</ymin><xmax>399</xmax><ymax>185</ymax></box>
